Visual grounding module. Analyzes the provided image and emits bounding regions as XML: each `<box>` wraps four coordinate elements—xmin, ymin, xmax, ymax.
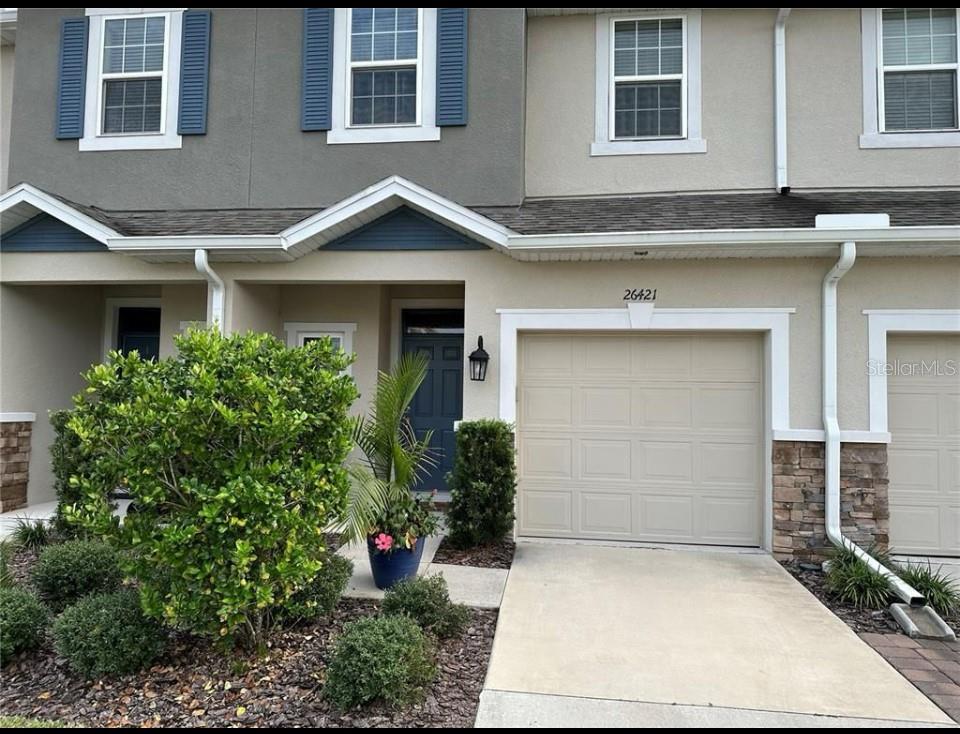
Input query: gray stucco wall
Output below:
<box><xmin>7</xmin><ymin>8</ymin><xmax>525</xmax><ymax>209</ymax></box>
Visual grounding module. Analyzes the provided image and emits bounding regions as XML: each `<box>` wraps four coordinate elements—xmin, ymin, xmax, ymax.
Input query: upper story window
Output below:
<box><xmin>860</xmin><ymin>7</ymin><xmax>960</xmax><ymax>149</ymax></box>
<box><xmin>879</xmin><ymin>8</ymin><xmax>958</xmax><ymax>132</ymax></box>
<box><xmin>349</xmin><ymin>8</ymin><xmax>420</xmax><ymax>126</ymax></box>
<box><xmin>328</xmin><ymin>7</ymin><xmax>440</xmax><ymax>144</ymax></box>
<box><xmin>592</xmin><ymin>10</ymin><xmax>705</xmax><ymax>156</ymax></box>
<box><xmin>80</xmin><ymin>9</ymin><xmax>184</xmax><ymax>151</ymax></box>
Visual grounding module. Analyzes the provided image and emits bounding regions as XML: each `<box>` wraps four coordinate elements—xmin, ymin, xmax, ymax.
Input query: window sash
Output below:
<box><xmin>96</xmin><ymin>12</ymin><xmax>170</xmax><ymax>136</ymax></box>
<box><xmin>346</xmin><ymin>7</ymin><xmax>423</xmax><ymax>128</ymax></box>
<box><xmin>609</xmin><ymin>14</ymin><xmax>687</xmax><ymax>140</ymax></box>
<box><xmin>878</xmin><ymin>8</ymin><xmax>960</xmax><ymax>132</ymax></box>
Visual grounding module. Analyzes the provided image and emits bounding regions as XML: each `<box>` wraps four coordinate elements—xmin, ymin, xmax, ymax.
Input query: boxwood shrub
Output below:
<box><xmin>382</xmin><ymin>574</ymin><xmax>469</xmax><ymax>639</ymax></box>
<box><xmin>0</xmin><ymin>587</ymin><xmax>49</xmax><ymax>664</ymax></box>
<box><xmin>325</xmin><ymin>615</ymin><xmax>436</xmax><ymax>710</ymax></box>
<box><xmin>446</xmin><ymin>419</ymin><xmax>516</xmax><ymax>548</ymax></box>
<box><xmin>284</xmin><ymin>554</ymin><xmax>354</xmax><ymax>622</ymax></box>
<box><xmin>53</xmin><ymin>589</ymin><xmax>165</xmax><ymax>678</ymax></box>
<box><xmin>32</xmin><ymin>540</ymin><xmax>122</xmax><ymax>611</ymax></box>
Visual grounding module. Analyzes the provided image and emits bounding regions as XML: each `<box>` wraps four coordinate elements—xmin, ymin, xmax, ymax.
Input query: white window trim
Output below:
<box><xmin>592</xmin><ymin>9</ymin><xmax>705</xmax><ymax>156</ymax></box>
<box><xmin>860</xmin><ymin>8</ymin><xmax>960</xmax><ymax>149</ymax></box>
<box><xmin>102</xmin><ymin>297</ymin><xmax>161</xmax><ymax>360</ymax></box>
<box><xmin>80</xmin><ymin>8</ymin><xmax>184</xmax><ymax>152</ymax></box>
<box><xmin>863</xmin><ymin>309</ymin><xmax>960</xmax><ymax>434</ymax></box>
<box><xmin>328</xmin><ymin>7</ymin><xmax>440</xmax><ymax>144</ymax></box>
<box><xmin>283</xmin><ymin>321</ymin><xmax>357</xmax><ymax>374</ymax></box>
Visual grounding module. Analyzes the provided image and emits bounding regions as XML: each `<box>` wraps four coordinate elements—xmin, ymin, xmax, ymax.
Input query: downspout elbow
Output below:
<box><xmin>194</xmin><ymin>249</ymin><xmax>225</xmax><ymax>334</ymax></box>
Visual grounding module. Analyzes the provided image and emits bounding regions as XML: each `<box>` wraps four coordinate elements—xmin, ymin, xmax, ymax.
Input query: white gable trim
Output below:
<box><xmin>0</xmin><ymin>183</ymin><xmax>121</xmax><ymax>244</ymax></box>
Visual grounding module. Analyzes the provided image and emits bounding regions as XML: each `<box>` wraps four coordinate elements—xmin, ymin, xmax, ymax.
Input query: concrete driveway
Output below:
<box><xmin>476</xmin><ymin>542</ymin><xmax>953</xmax><ymax>728</ymax></box>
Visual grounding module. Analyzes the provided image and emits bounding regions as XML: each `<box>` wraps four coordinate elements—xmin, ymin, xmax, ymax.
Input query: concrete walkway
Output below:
<box><xmin>476</xmin><ymin>542</ymin><xmax>953</xmax><ymax>728</ymax></box>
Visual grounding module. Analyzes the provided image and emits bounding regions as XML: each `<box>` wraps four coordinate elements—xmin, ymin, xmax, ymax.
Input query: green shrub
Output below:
<box><xmin>325</xmin><ymin>615</ymin><xmax>436</xmax><ymax>710</ymax></box>
<box><xmin>53</xmin><ymin>589</ymin><xmax>165</xmax><ymax>678</ymax></box>
<box><xmin>0</xmin><ymin>587</ymin><xmax>48</xmax><ymax>664</ymax></box>
<box><xmin>64</xmin><ymin>329</ymin><xmax>358</xmax><ymax>649</ymax></box>
<box><xmin>12</xmin><ymin>519</ymin><xmax>51</xmax><ymax>551</ymax></box>
<box><xmin>0</xmin><ymin>539</ymin><xmax>15</xmax><ymax>589</ymax></box>
<box><xmin>284</xmin><ymin>554</ymin><xmax>354</xmax><ymax>621</ymax></box>
<box><xmin>445</xmin><ymin>420</ymin><xmax>516</xmax><ymax>548</ymax></box>
<box><xmin>51</xmin><ymin>409</ymin><xmax>102</xmax><ymax>538</ymax></box>
<box><xmin>31</xmin><ymin>540</ymin><xmax>122</xmax><ymax>611</ymax></box>
<box><xmin>382</xmin><ymin>574</ymin><xmax>469</xmax><ymax>639</ymax></box>
<box><xmin>897</xmin><ymin>562</ymin><xmax>960</xmax><ymax>617</ymax></box>
<box><xmin>824</xmin><ymin>545</ymin><xmax>893</xmax><ymax>609</ymax></box>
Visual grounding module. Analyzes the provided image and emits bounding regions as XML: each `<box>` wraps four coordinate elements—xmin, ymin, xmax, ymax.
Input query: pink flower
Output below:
<box><xmin>374</xmin><ymin>533</ymin><xmax>394</xmax><ymax>552</ymax></box>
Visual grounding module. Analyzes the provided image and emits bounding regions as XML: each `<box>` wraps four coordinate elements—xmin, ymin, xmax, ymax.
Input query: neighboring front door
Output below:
<box><xmin>402</xmin><ymin>310</ymin><xmax>464</xmax><ymax>494</ymax></box>
<box><xmin>116</xmin><ymin>307</ymin><xmax>161</xmax><ymax>361</ymax></box>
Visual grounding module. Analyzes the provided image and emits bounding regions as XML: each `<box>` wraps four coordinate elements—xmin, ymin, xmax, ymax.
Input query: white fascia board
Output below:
<box><xmin>281</xmin><ymin>176</ymin><xmax>513</xmax><ymax>256</ymax></box>
<box><xmin>505</xmin><ymin>225</ymin><xmax>960</xmax><ymax>251</ymax></box>
<box><xmin>0</xmin><ymin>183</ymin><xmax>122</xmax><ymax>244</ymax></box>
<box><xmin>107</xmin><ymin>235</ymin><xmax>293</xmax><ymax>261</ymax></box>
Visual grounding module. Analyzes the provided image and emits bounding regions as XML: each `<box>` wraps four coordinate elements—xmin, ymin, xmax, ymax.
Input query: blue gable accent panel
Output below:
<box><xmin>2</xmin><ymin>214</ymin><xmax>107</xmax><ymax>252</ymax></box>
<box><xmin>56</xmin><ymin>17</ymin><xmax>89</xmax><ymax>140</ymax></box>
<box><xmin>302</xmin><ymin>8</ymin><xmax>334</xmax><ymax>132</ymax></box>
<box><xmin>436</xmin><ymin>8</ymin><xmax>468</xmax><ymax>126</ymax></box>
<box><xmin>324</xmin><ymin>207</ymin><xmax>488</xmax><ymax>251</ymax></box>
<box><xmin>178</xmin><ymin>11</ymin><xmax>212</xmax><ymax>135</ymax></box>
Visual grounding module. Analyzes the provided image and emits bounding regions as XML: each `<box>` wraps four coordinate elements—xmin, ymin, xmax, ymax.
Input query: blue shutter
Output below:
<box><xmin>436</xmin><ymin>8</ymin><xmax>468</xmax><ymax>126</ymax></box>
<box><xmin>178</xmin><ymin>10</ymin><xmax>212</xmax><ymax>135</ymax></box>
<box><xmin>55</xmin><ymin>17</ymin><xmax>89</xmax><ymax>140</ymax></box>
<box><xmin>302</xmin><ymin>8</ymin><xmax>333</xmax><ymax>132</ymax></box>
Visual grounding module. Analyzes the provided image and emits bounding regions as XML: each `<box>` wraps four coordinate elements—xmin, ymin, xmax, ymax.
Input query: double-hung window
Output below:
<box><xmin>81</xmin><ymin>9</ymin><xmax>184</xmax><ymax>151</ymax></box>
<box><xmin>611</xmin><ymin>17</ymin><xmax>685</xmax><ymax>139</ymax></box>
<box><xmin>880</xmin><ymin>8</ymin><xmax>959</xmax><ymax>132</ymax></box>
<box><xmin>348</xmin><ymin>8</ymin><xmax>420</xmax><ymax>127</ymax></box>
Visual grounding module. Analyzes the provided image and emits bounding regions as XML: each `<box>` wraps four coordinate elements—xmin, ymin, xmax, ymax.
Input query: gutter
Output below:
<box><xmin>775</xmin><ymin>9</ymin><xmax>791</xmax><ymax>193</ymax></box>
<box><xmin>194</xmin><ymin>249</ymin><xmax>225</xmax><ymax>334</ymax></box>
<box><xmin>820</xmin><ymin>236</ymin><xmax>924</xmax><ymax>607</ymax></box>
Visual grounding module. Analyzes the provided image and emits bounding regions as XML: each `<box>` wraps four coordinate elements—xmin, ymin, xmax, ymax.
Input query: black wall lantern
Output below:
<box><xmin>468</xmin><ymin>336</ymin><xmax>489</xmax><ymax>382</ymax></box>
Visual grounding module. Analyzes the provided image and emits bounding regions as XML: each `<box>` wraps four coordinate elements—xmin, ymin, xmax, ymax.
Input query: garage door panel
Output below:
<box><xmin>518</xmin><ymin>332</ymin><xmax>762</xmax><ymax>547</ymax></box>
<box><xmin>888</xmin><ymin>334</ymin><xmax>960</xmax><ymax>557</ymax></box>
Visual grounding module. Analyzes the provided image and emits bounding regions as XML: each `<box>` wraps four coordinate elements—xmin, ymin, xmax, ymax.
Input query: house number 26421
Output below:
<box><xmin>623</xmin><ymin>288</ymin><xmax>657</xmax><ymax>302</ymax></box>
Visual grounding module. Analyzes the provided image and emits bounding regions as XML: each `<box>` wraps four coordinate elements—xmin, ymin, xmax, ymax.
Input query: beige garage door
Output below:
<box><xmin>517</xmin><ymin>332</ymin><xmax>763</xmax><ymax>546</ymax></box>
<box><xmin>888</xmin><ymin>334</ymin><xmax>960</xmax><ymax>557</ymax></box>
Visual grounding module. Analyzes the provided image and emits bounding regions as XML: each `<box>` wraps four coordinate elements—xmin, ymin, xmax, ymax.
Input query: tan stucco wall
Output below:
<box><xmin>524</xmin><ymin>9</ymin><xmax>960</xmax><ymax>198</ymax></box>
<box><xmin>159</xmin><ymin>284</ymin><xmax>207</xmax><ymax>358</ymax></box>
<box><xmin>0</xmin><ymin>44</ymin><xmax>13</xmax><ymax>193</ymax></box>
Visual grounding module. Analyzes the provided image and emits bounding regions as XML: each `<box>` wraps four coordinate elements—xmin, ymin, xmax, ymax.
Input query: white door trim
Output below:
<box><xmin>390</xmin><ymin>298</ymin><xmax>465</xmax><ymax>367</ymax></box>
<box><xmin>864</xmin><ymin>309</ymin><xmax>960</xmax><ymax>434</ymax></box>
<box><xmin>103</xmin><ymin>297</ymin><xmax>162</xmax><ymax>360</ymax></box>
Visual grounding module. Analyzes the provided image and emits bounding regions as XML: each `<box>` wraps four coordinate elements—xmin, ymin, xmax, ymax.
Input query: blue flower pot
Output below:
<box><xmin>367</xmin><ymin>537</ymin><xmax>426</xmax><ymax>590</ymax></box>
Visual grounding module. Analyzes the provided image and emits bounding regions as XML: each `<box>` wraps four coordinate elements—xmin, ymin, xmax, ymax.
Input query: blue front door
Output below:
<box><xmin>403</xmin><ymin>331</ymin><xmax>463</xmax><ymax>494</ymax></box>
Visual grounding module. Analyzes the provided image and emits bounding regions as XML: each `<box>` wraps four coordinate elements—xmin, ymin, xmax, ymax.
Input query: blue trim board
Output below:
<box><xmin>324</xmin><ymin>206</ymin><xmax>489</xmax><ymax>251</ymax></box>
<box><xmin>1</xmin><ymin>214</ymin><xmax>107</xmax><ymax>252</ymax></box>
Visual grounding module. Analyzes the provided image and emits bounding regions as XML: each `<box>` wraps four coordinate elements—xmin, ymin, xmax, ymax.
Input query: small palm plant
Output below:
<box><xmin>342</xmin><ymin>352</ymin><xmax>438</xmax><ymax>553</ymax></box>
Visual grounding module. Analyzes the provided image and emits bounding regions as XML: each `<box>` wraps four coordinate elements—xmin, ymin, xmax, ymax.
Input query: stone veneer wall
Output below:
<box><xmin>0</xmin><ymin>420</ymin><xmax>33</xmax><ymax>512</ymax></box>
<box><xmin>772</xmin><ymin>441</ymin><xmax>889</xmax><ymax>562</ymax></box>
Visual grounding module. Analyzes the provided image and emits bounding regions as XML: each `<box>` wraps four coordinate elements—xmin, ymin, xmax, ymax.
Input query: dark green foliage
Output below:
<box><xmin>324</xmin><ymin>615</ymin><xmax>436</xmax><ymax>710</ymax></box>
<box><xmin>50</xmin><ymin>409</ymin><xmax>101</xmax><ymax>537</ymax></box>
<box><xmin>381</xmin><ymin>574</ymin><xmax>470</xmax><ymax>639</ymax></box>
<box><xmin>824</xmin><ymin>545</ymin><xmax>894</xmax><ymax>609</ymax></box>
<box><xmin>12</xmin><ymin>519</ymin><xmax>51</xmax><ymax>551</ymax></box>
<box><xmin>0</xmin><ymin>540</ymin><xmax>15</xmax><ymax>589</ymax></box>
<box><xmin>284</xmin><ymin>554</ymin><xmax>354</xmax><ymax>621</ymax></box>
<box><xmin>32</xmin><ymin>540</ymin><xmax>122</xmax><ymax>611</ymax></box>
<box><xmin>53</xmin><ymin>589</ymin><xmax>165</xmax><ymax>678</ymax></box>
<box><xmin>0</xmin><ymin>587</ymin><xmax>48</xmax><ymax>664</ymax></box>
<box><xmin>897</xmin><ymin>562</ymin><xmax>960</xmax><ymax>616</ymax></box>
<box><xmin>446</xmin><ymin>420</ymin><xmax>516</xmax><ymax>548</ymax></box>
<box><xmin>63</xmin><ymin>329</ymin><xmax>358</xmax><ymax>649</ymax></box>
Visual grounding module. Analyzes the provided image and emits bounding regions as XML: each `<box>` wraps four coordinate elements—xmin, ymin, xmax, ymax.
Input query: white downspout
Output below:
<box><xmin>775</xmin><ymin>8</ymin><xmax>791</xmax><ymax>194</ymax></box>
<box><xmin>194</xmin><ymin>249</ymin><xmax>225</xmax><ymax>334</ymax></box>
<box><xmin>822</xmin><ymin>241</ymin><xmax>924</xmax><ymax>607</ymax></box>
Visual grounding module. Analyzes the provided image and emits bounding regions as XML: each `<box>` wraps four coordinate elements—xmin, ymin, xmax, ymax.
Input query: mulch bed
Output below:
<box><xmin>0</xmin><ymin>598</ymin><xmax>498</xmax><ymax>728</ymax></box>
<box><xmin>781</xmin><ymin>561</ymin><xmax>901</xmax><ymax>635</ymax></box>
<box><xmin>431</xmin><ymin>537</ymin><xmax>515</xmax><ymax>570</ymax></box>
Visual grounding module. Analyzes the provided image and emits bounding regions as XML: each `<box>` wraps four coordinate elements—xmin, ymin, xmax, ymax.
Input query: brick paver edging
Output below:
<box><xmin>859</xmin><ymin>632</ymin><xmax>960</xmax><ymax>723</ymax></box>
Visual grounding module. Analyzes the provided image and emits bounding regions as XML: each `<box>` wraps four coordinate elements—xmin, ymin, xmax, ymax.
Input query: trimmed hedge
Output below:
<box><xmin>32</xmin><ymin>540</ymin><xmax>123</xmax><ymax>611</ymax></box>
<box><xmin>446</xmin><ymin>420</ymin><xmax>516</xmax><ymax>548</ymax></box>
<box><xmin>0</xmin><ymin>588</ymin><xmax>48</xmax><ymax>664</ymax></box>
<box><xmin>284</xmin><ymin>554</ymin><xmax>354</xmax><ymax>621</ymax></box>
<box><xmin>53</xmin><ymin>589</ymin><xmax>165</xmax><ymax>678</ymax></box>
<box><xmin>382</xmin><ymin>574</ymin><xmax>469</xmax><ymax>639</ymax></box>
<box><xmin>325</xmin><ymin>615</ymin><xmax>435</xmax><ymax>710</ymax></box>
